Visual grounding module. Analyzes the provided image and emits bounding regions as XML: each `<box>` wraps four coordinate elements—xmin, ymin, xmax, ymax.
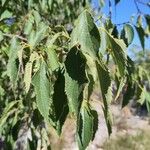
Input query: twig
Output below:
<box><xmin>108</xmin><ymin>0</ymin><xmax>112</xmax><ymax>19</ymax></box>
<box><xmin>3</xmin><ymin>33</ymin><xmax>27</xmax><ymax>41</ymax></box>
<box><xmin>134</xmin><ymin>0</ymin><xmax>142</xmax><ymax>14</ymax></box>
<box><xmin>115</xmin><ymin>21</ymin><xmax>130</xmax><ymax>26</ymax></box>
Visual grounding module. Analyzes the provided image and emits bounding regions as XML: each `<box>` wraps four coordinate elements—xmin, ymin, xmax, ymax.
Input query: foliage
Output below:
<box><xmin>0</xmin><ymin>0</ymin><xmax>150</xmax><ymax>149</ymax></box>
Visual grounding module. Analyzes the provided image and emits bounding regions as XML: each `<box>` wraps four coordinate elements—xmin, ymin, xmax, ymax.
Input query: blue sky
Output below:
<box><xmin>92</xmin><ymin>0</ymin><xmax>150</xmax><ymax>49</ymax></box>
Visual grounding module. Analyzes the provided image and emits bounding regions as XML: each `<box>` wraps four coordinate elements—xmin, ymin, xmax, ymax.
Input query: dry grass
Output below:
<box><xmin>103</xmin><ymin>129</ymin><xmax>150</xmax><ymax>150</ymax></box>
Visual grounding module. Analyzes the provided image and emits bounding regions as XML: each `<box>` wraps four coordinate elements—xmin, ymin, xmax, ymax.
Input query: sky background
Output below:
<box><xmin>91</xmin><ymin>0</ymin><xmax>150</xmax><ymax>50</ymax></box>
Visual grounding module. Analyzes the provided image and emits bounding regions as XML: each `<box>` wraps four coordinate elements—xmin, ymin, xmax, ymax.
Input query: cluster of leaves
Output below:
<box><xmin>0</xmin><ymin>0</ymin><xmax>150</xmax><ymax>149</ymax></box>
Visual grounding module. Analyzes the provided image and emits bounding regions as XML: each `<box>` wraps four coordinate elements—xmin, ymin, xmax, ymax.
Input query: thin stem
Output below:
<box><xmin>134</xmin><ymin>0</ymin><xmax>142</xmax><ymax>14</ymax></box>
<box><xmin>115</xmin><ymin>21</ymin><xmax>130</xmax><ymax>26</ymax></box>
<box><xmin>108</xmin><ymin>0</ymin><xmax>112</xmax><ymax>19</ymax></box>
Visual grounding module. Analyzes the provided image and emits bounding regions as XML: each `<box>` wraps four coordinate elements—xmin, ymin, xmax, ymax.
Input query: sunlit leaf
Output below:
<box><xmin>45</xmin><ymin>48</ymin><xmax>59</xmax><ymax>71</ymax></box>
<box><xmin>24</xmin><ymin>52</ymin><xmax>39</xmax><ymax>93</ymax></box>
<box><xmin>0</xmin><ymin>10</ymin><xmax>12</xmax><ymax>21</ymax></box>
<box><xmin>7</xmin><ymin>37</ymin><xmax>21</xmax><ymax>85</ymax></box>
<box><xmin>100</xmin><ymin>28</ymin><xmax>127</xmax><ymax>76</ymax></box>
<box><xmin>28</xmin><ymin>22</ymin><xmax>48</xmax><ymax>48</ymax></box>
<box><xmin>70</xmin><ymin>10</ymin><xmax>100</xmax><ymax>59</ymax></box>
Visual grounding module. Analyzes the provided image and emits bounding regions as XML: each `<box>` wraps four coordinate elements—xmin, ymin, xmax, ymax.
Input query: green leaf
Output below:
<box><xmin>64</xmin><ymin>46</ymin><xmax>87</xmax><ymax>115</ymax></box>
<box><xmin>135</xmin><ymin>25</ymin><xmax>145</xmax><ymax>50</ymax></box>
<box><xmin>145</xmin><ymin>15</ymin><xmax>150</xmax><ymax>32</ymax></box>
<box><xmin>0</xmin><ymin>101</ymin><xmax>19</xmax><ymax>132</ymax></box>
<box><xmin>0</xmin><ymin>10</ymin><xmax>12</xmax><ymax>21</ymax></box>
<box><xmin>33</xmin><ymin>10</ymin><xmax>41</xmax><ymax>27</ymax></box>
<box><xmin>70</xmin><ymin>10</ymin><xmax>100</xmax><ymax>59</ymax></box>
<box><xmin>77</xmin><ymin>101</ymin><xmax>98</xmax><ymax>150</ymax></box>
<box><xmin>99</xmin><ymin>0</ymin><xmax>105</xmax><ymax>7</ymax></box>
<box><xmin>121</xmin><ymin>24</ymin><xmax>134</xmax><ymax>46</ymax></box>
<box><xmin>28</xmin><ymin>22</ymin><xmax>48</xmax><ymax>48</ymax></box>
<box><xmin>0</xmin><ymin>31</ymin><xmax>3</xmax><ymax>42</ymax></box>
<box><xmin>24</xmin><ymin>62</ymin><xmax>32</xmax><ymax>93</ymax></box>
<box><xmin>52</xmin><ymin>70</ymin><xmax>69</xmax><ymax>134</ymax></box>
<box><xmin>27</xmin><ymin>0</ymin><xmax>33</xmax><ymax>10</ymax></box>
<box><xmin>7</xmin><ymin>37</ymin><xmax>21</xmax><ymax>85</ymax></box>
<box><xmin>45</xmin><ymin>48</ymin><xmax>59</xmax><ymax>71</ymax></box>
<box><xmin>48</xmin><ymin>0</ymin><xmax>53</xmax><ymax>10</ymax></box>
<box><xmin>1</xmin><ymin>0</ymin><xmax>8</xmax><ymax>6</ymax></box>
<box><xmin>46</xmin><ymin>32</ymin><xmax>62</xmax><ymax>47</ymax></box>
<box><xmin>122</xmin><ymin>81</ymin><xmax>135</xmax><ymax>107</ymax></box>
<box><xmin>115</xmin><ymin>77</ymin><xmax>126</xmax><ymax>101</ymax></box>
<box><xmin>24</xmin><ymin>17</ymin><xmax>33</xmax><ymax>35</ymax></box>
<box><xmin>137</xmin><ymin>86</ymin><xmax>150</xmax><ymax>112</ymax></box>
<box><xmin>100</xmin><ymin>28</ymin><xmax>127</xmax><ymax>76</ymax></box>
<box><xmin>96</xmin><ymin>61</ymin><xmax>112</xmax><ymax>134</ymax></box>
<box><xmin>32</xmin><ymin>61</ymin><xmax>51</xmax><ymax>122</ymax></box>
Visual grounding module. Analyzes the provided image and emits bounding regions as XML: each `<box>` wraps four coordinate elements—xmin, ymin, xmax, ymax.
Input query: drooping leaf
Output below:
<box><xmin>112</xmin><ymin>26</ymin><xmax>119</xmax><ymax>38</ymax></box>
<box><xmin>24</xmin><ymin>52</ymin><xmax>39</xmax><ymax>93</ymax></box>
<box><xmin>96</xmin><ymin>60</ymin><xmax>111</xmax><ymax>98</ymax></box>
<box><xmin>100</xmin><ymin>28</ymin><xmax>127</xmax><ymax>76</ymax></box>
<box><xmin>135</xmin><ymin>25</ymin><xmax>145</xmax><ymax>50</ymax></box>
<box><xmin>7</xmin><ymin>37</ymin><xmax>21</xmax><ymax>85</ymax></box>
<box><xmin>126</xmin><ymin>56</ymin><xmax>135</xmax><ymax>77</ymax></box>
<box><xmin>45</xmin><ymin>48</ymin><xmax>59</xmax><ymax>71</ymax></box>
<box><xmin>1</xmin><ymin>0</ymin><xmax>8</xmax><ymax>6</ymax></box>
<box><xmin>32</xmin><ymin>61</ymin><xmax>51</xmax><ymax>122</ymax></box>
<box><xmin>96</xmin><ymin>60</ymin><xmax>112</xmax><ymax>134</ymax></box>
<box><xmin>99</xmin><ymin>0</ymin><xmax>105</xmax><ymax>7</ymax></box>
<box><xmin>24</xmin><ymin>62</ymin><xmax>32</xmax><ymax>93</ymax></box>
<box><xmin>48</xmin><ymin>0</ymin><xmax>53</xmax><ymax>11</ymax></box>
<box><xmin>70</xmin><ymin>10</ymin><xmax>100</xmax><ymax>59</ymax></box>
<box><xmin>0</xmin><ymin>31</ymin><xmax>4</xmax><ymax>42</ymax></box>
<box><xmin>77</xmin><ymin>101</ymin><xmax>98</xmax><ymax>150</ymax></box>
<box><xmin>28</xmin><ymin>22</ymin><xmax>48</xmax><ymax>49</ymax></box>
<box><xmin>0</xmin><ymin>101</ymin><xmax>19</xmax><ymax>132</ymax></box>
<box><xmin>27</xmin><ymin>0</ymin><xmax>33</xmax><ymax>10</ymax></box>
<box><xmin>0</xmin><ymin>10</ymin><xmax>12</xmax><ymax>21</ymax></box>
<box><xmin>145</xmin><ymin>15</ymin><xmax>150</xmax><ymax>31</ymax></box>
<box><xmin>24</xmin><ymin>13</ymin><xmax>34</xmax><ymax>35</ymax></box>
<box><xmin>64</xmin><ymin>46</ymin><xmax>87</xmax><ymax>115</ymax></box>
<box><xmin>121</xmin><ymin>24</ymin><xmax>134</xmax><ymax>46</ymax></box>
<box><xmin>33</xmin><ymin>10</ymin><xmax>41</xmax><ymax>27</ymax></box>
<box><xmin>122</xmin><ymin>81</ymin><xmax>135</xmax><ymax>107</ymax></box>
<box><xmin>115</xmin><ymin>77</ymin><xmax>126</xmax><ymax>101</ymax></box>
<box><xmin>52</xmin><ymin>70</ymin><xmax>69</xmax><ymax>135</ymax></box>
